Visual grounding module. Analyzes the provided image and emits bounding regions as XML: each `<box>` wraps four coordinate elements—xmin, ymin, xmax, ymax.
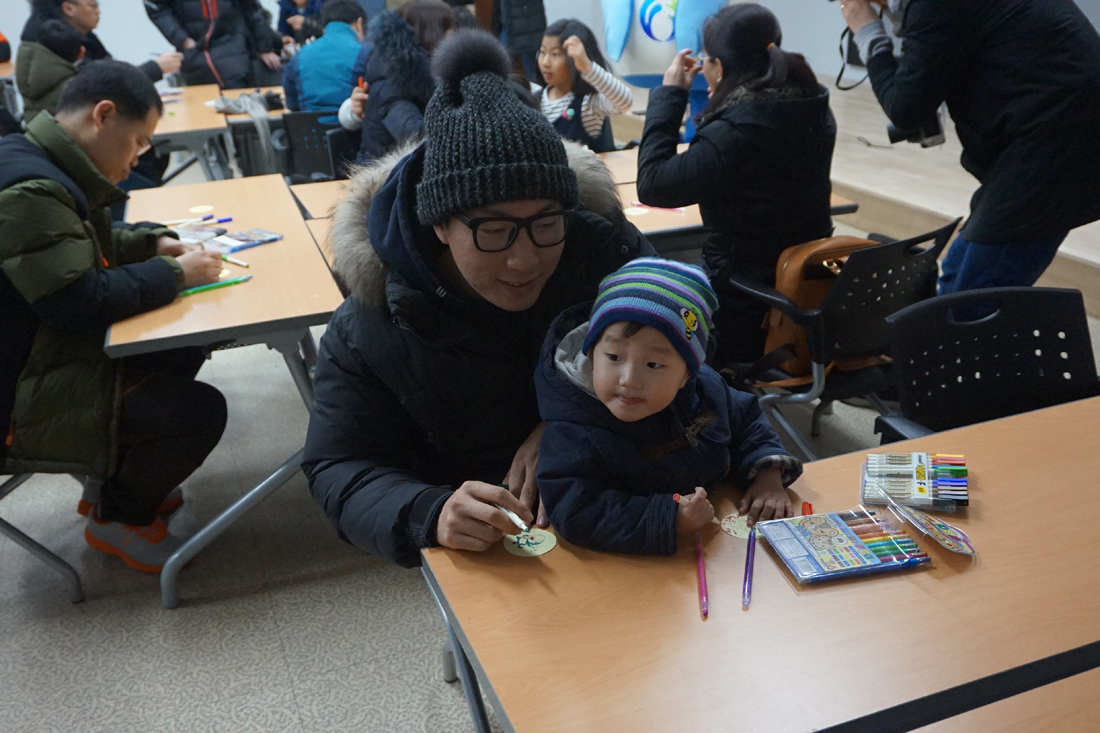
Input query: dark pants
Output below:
<box><xmin>937</xmin><ymin>234</ymin><xmax>1067</xmax><ymax>295</ymax></box>
<box><xmin>98</xmin><ymin>348</ymin><xmax>227</xmax><ymax>526</ymax></box>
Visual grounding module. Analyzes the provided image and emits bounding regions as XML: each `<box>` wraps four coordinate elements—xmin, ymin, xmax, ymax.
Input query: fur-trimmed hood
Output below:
<box><xmin>327</xmin><ymin>138</ymin><xmax>627</xmax><ymax>308</ymax></box>
<box><xmin>365</xmin><ymin>11</ymin><xmax>435</xmax><ymax>109</ymax></box>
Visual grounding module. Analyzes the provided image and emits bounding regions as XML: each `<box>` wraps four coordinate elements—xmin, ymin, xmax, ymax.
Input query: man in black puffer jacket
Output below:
<box><xmin>145</xmin><ymin>0</ymin><xmax>281</xmax><ymax>89</ymax></box>
<box><xmin>302</xmin><ymin>31</ymin><xmax>654</xmax><ymax>567</ymax></box>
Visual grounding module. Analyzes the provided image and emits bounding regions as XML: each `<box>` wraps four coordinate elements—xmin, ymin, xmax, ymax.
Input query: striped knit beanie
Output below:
<box><xmin>582</xmin><ymin>258</ymin><xmax>719</xmax><ymax>376</ymax></box>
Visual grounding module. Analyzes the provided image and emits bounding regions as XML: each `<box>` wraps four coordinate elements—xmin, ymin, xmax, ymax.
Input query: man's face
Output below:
<box><xmin>433</xmin><ymin>199</ymin><xmax>567</xmax><ymax>312</ymax></box>
<box><xmin>62</xmin><ymin>0</ymin><xmax>100</xmax><ymax>34</ymax></box>
<box><xmin>83</xmin><ymin>102</ymin><xmax>159</xmax><ymax>184</ymax></box>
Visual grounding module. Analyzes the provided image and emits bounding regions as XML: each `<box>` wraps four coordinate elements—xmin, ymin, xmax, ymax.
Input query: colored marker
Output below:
<box><xmin>493</xmin><ymin>503</ymin><xmax>530</xmax><ymax>534</ymax></box>
<box><xmin>672</xmin><ymin>493</ymin><xmax>720</xmax><ymax>525</ymax></box>
<box><xmin>742</xmin><ymin>526</ymin><xmax>756</xmax><ymax>611</ymax></box>
<box><xmin>179</xmin><ymin>274</ymin><xmax>252</xmax><ymax>296</ymax></box>
<box><xmin>802</xmin><ymin>502</ymin><xmax>813</xmax><ymax>515</ymax></box>
<box><xmin>221</xmin><ymin>254</ymin><xmax>250</xmax><ymax>268</ymax></box>
<box><xmin>165</xmin><ymin>213</ymin><xmax>213</xmax><ymax>226</ymax></box>
<box><xmin>358</xmin><ymin>76</ymin><xmax>365</xmax><ymax>89</ymax></box>
<box><xmin>695</xmin><ymin>533</ymin><xmax>708</xmax><ymax>619</ymax></box>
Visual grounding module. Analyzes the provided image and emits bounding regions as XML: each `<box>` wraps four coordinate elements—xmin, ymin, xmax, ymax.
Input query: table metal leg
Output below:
<box><xmin>0</xmin><ymin>516</ymin><xmax>85</xmax><ymax>604</ymax></box>
<box><xmin>423</xmin><ymin>568</ymin><xmax>493</xmax><ymax>733</ymax></box>
<box><xmin>160</xmin><ymin>448</ymin><xmax>304</xmax><ymax>608</ymax></box>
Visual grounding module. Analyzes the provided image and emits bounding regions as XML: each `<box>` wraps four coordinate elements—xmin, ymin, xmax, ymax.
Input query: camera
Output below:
<box><xmin>886</xmin><ymin>104</ymin><xmax>946</xmax><ymax>148</ymax></box>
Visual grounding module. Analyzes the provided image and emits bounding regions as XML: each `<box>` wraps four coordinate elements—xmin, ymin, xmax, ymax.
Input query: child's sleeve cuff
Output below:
<box><xmin>746</xmin><ymin>455</ymin><xmax>804</xmax><ymax>487</ymax></box>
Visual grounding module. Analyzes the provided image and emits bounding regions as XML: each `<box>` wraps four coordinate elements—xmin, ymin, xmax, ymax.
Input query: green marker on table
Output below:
<box><xmin>180</xmin><ymin>275</ymin><xmax>252</xmax><ymax>297</ymax></box>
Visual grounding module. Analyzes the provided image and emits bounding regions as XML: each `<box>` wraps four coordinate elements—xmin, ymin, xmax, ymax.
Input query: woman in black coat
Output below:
<box><xmin>337</xmin><ymin>1</ymin><xmax>455</xmax><ymax>165</ymax></box>
<box><xmin>637</xmin><ymin>4</ymin><xmax>836</xmax><ymax>366</ymax></box>
<box><xmin>303</xmin><ymin>31</ymin><xmax>653</xmax><ymax>567</ymax></box>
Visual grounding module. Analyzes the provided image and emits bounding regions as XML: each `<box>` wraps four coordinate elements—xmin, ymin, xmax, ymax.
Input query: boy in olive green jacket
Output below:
<box><xmin>0</xmin><ymin>61</ymin><xmax>227</xmax><ymax>574</ymax></box>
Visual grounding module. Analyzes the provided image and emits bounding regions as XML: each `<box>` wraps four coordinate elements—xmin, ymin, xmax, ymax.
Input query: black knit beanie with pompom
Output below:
<box><xmin>416</xmin><ymin>29</ymin><xmax>580</xmax><ymax>226</ymax></box>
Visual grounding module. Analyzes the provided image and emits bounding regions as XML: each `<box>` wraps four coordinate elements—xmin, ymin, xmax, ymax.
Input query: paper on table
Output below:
<box><xmin>721</xmin><ymin>513</ymin><xmax>751</xmax><ymax>539</ymax></box>
<box><xmin>503</xmin><ymin>528</ymin><xmax>557</xmax><ymax>557</ymax></box>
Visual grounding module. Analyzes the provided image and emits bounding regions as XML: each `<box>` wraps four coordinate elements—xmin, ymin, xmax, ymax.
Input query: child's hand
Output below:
<box><xmin>350</xmin><ymin>83</ymin><xmax>369</xmax><ymax>119</ymax></box>
<box><xmin>675</xmin><ymin>487</ymin><xmax>715</xmax><ymax>535</ymax></box>
<box><xmin>738</xmin><ymin>467</ymin><xmax>793</xmax><ymax>526</ymax></box>
<box><xmin>562</xmin><ymin>36</ymin><xmax>592</xmax><ymax>73</ymax></box>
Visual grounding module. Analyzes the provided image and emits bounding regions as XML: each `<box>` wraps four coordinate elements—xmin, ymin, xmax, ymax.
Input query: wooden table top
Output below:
<box><xmin>107</xmin><ymin>175</ymin><xmax>343</xmax><ymax>356</ymax></box>
<box><xmin>154</xmin><ymin>85</ymin><xmax>286</xmax><ymax>137</ymax></box>
<box><xmin>290</xmin><ymin>180</ymin><xmax>347</xmax><ymax>220</ymax></box>
<box><xmin>598</xmin><ymin>146</ymin><xmax>857</xmax><ymax>216</ymax></box>
<box><xmin>423</xmin><ymin>397</ymin><xmax>1100</xmax><ymax>732</ymax></box>
<box><xmin>305</xmin><ymin>217</ymin><xmax>334</xmax><ymax>267</ymax></box>
<box><xmin>617</xmin><ymin>182</ymin><xmax>704</xmax><ymax>235</ymax></box>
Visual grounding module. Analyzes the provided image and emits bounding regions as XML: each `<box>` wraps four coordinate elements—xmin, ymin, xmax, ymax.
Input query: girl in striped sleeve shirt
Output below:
<box><xmin>536</xmin><ymin>19</ymin><xmax>633</xmax><ymax>153</ymax></box>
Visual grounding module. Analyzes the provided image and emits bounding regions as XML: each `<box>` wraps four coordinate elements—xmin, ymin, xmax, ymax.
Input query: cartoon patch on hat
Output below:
<box><xmin>680</xmin><ymin>307</ymin><xmax>699</xmax><ymax>339</ymax></box>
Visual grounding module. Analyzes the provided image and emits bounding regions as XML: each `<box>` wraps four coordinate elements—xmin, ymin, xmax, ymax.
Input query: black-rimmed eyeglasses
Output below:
<box><xmin>453</xmin><ymin>210</ymin><xmax>574</xmax><ymax>252</ymax></box>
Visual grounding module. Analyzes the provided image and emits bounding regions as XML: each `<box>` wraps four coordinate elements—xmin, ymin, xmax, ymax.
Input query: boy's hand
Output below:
<box><xmin>156</xmin><ymin>235</ymin><xmax>194</xmax><ymax>258</ymax></box>
<box><xmin>350</xmin><ymin>83</ymin><xmax>369</xmax><ymax>119</ymax></box>
<box><xmin>176</xmin><ymin>248</ymin><xmax>223</xmax><ymax>288</ymax></box>
<box><xmin>155</xmin><ymin>51</ymin><xmax>183</xmax><ymax>74</ymax></box>
<box><xmin>287</xmin><ymin>14</ymin><xmax>306</xmax><ymax>31</ymax></box>
<box><xmin>562</xmin><ymin>36</ymin><xmax>592</xmax><ymax>73</ymax></box>
<box><xmin>675</xmin><ymin>487</ymin><xmax>715</xmax><ymax>535</ymax></box>
<box><xmin>503</xmin><ymin>422</ymin><xmax>548</xmax><ymax>527</ymax></box>
<box><xmin>840</xmin><ymin>0</ymin><xmax>881</xmax><ymax>34</ymax></box>
<box><xmin>738</xmin><ymin>467</ymin><xmax>794</xmax><ymax>526</ymax></box>
<box><xmin>436</xmin><ymin>481</ymin><xmax>535</xmax><ymax>551</ymax></box>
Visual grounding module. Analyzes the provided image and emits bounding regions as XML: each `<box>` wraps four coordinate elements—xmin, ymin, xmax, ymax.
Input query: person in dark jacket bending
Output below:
<box><xmin>301</xmin><ymin>30</ymin><xmax>654</xmax><ymax>567</ymax></box>
<box><xmin>145</xmin><ymin>0</ymin><xmax>281</xmax><ymax>88</ymax></box>
<box><xmin>337</xmin><ymin>1</ymin><xmax>455</xmax><ymax>165</ymax></box>
<box><xmin>536</xmin><ymin>259</ymin><xmax>802</xmax><ymax>555</ymax></box>
<box><xmin>842</xmin><ymin>0</ymin><xmax>1100</xmax><ymax>295</ymax></box>
<box><xmin>637</xmin><ymin>4</ymin><xmax>836</xmax><ymax>365</ymax></box>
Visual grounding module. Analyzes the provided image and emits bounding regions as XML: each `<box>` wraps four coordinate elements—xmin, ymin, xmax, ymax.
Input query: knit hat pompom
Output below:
<box><xmin>417</xmin><ymin>30</ymin><xmax>579</xmax><ymax>225</ymax></box>
<box><xmin>582</xmin><ymin>258</ymin><xmax>720</xmax><ymax>377</ymax></box>
<box><xmin>431</xmin><ymin>28</ymin><xmax>511</xmax><ymax>93</ymax></box>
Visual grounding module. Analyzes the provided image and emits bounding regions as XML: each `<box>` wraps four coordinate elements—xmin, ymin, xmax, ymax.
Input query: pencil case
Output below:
<box><xmin>756</xmin><ymin>506</ymin><xmax>930</xmax><ymax>584</ymax></box>
<box><xmin>860</xmin><ymin>452</ymin><xmax>968</xmax><ymax>512</ymax></box>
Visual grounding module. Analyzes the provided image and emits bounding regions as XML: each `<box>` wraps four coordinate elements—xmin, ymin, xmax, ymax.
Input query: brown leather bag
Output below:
<box><xmin>761</xmin><ymin>235</ymin><xmax>884</xmax><ymax>380</ymax></box>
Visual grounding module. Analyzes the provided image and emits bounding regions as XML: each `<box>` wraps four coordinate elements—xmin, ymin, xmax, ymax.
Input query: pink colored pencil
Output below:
<box><xmin>694</xmin><ymin>532</ymin><xmax>709</xmax><ymax>619</ymax></box>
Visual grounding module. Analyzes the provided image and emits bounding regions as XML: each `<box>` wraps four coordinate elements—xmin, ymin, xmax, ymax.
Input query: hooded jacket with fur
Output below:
<box><xmin>350</xmin><ymin>11</ymin><xmax>437</xmax><ymax>164</ymax></box>
<box><xmin>301</xmin><ymin>139</ymin><xmax>655</xmax><ymax>567</ymax></box>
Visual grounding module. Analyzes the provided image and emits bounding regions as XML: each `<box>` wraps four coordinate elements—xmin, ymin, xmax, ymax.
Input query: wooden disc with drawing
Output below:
<box><xmin>503</xmin><ymin>528</ymin><xmax>557</xmax><ymax>557</ymax></box>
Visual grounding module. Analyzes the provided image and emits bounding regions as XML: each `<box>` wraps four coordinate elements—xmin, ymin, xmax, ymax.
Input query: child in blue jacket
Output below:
<box><xmin>535</xmin><ymin>258</ymin><xmax>801</xmax><ymax>554</ymax></box>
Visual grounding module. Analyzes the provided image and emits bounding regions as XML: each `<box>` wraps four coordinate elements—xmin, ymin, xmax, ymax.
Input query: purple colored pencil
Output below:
<box><xmin>694</xmin><ymin>532</ymin><xmax>708</xmax><ymax>619</ymax></box>
<box><xmin>742</xmin><ymin>526</ymin><xmax>757</xmax><ymax>611</ymax></box>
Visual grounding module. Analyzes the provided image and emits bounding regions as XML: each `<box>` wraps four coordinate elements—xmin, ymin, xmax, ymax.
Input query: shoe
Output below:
<box><xmin>84</xmin><ymin>510</ymin><xmax>185</xmax><ymax>574</ymax></box>
<box><xmin>77</xmin><ymin>484</ymin><xmax>184</xmax><ymax>519</ymax></box>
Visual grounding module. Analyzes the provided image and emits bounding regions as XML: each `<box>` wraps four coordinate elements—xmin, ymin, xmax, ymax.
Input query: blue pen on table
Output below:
<box><xmin>742</xmin><ymin>526</ymin><xmax>756</xmax><ymax>611</ymax></box>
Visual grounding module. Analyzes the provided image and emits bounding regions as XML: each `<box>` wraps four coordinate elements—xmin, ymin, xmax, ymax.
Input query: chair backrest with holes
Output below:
<box><xmin>284</xmin><ymin>111</ymin><xmax>340</xmax><ymax>179</ymax></box>
<box><xmin>812</xmin><ymin>219</ymin><xmax>957</xmax><ymax>363</ymax></box>
<box><xmin>886</xmin><ymin>287</ymin><xmax>1100</xmax><ymax>431</ymax></box>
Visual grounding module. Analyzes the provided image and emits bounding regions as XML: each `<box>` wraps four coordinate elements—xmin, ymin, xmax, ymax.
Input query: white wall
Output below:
<box><xmin>2</xmin><ymin>0</ymin><xmax>282</xmax><ymax>68</ymax></box>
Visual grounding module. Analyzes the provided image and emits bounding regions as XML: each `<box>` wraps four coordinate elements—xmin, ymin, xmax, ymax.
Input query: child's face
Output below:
<box><xmin>590</xmin><ymin>323</ymin><xmax>690</xmax><ymax>423</ymax></box>
<box><xmin>537</xmin><ymin>36</ymin><xmax>571</xmax><ymax>90</ymax></box>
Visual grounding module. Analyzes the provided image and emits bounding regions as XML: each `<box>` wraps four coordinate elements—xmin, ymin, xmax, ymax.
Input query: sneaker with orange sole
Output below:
<box><xmin>78</xmin><ymin>484</ymin><xmax>184</xmax><ymax>519</ymax></box>
<box><xmin>84</xmin><ymin>510</ymin><xmax>186</xmax><ymax>574</ymax></box>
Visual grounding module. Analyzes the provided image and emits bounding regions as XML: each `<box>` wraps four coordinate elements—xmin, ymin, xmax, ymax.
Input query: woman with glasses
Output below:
<box><xmin>302</xmin><ymin>30</ymin><xmax>653</xmax><ymax>567</ymax></box>
<box><xmin>636</xmin><ymin>4</ymin><xmax>836</xmax><ymax>366</ymax></box>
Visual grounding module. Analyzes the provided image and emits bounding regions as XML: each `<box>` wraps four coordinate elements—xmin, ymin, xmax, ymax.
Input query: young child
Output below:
<box><xmin>535</xmin><ymin>258</ymin><xmax>802</xmax><ymax>554</ymax></box>
<box><xmin>536</xmin><ymin>19</ymin><xmax>633</xmax><ymax>153</ymax></box>
<box><xmin>18</xmin><ymin>20</ymin><xmax>85</xmax><ymax>123</ymax></box>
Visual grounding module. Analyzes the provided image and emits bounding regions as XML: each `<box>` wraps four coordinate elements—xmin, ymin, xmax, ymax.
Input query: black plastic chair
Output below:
<box><xmin>325</xmin><ymin>126</ymin><xmax>361</xmax><ymax>180</ymax></box>
<box><xmin>283</xmin><ymin>110</ymin><xmax>341</xmax><ymax>181</ymax></box>
<box><xmin>727</xmin><ymin>218</ymin><xmax>961</xmax><ymax>460</ymax></box>
<box><xmin>875</xmin><ymin>287</ymin><xmax>1100</xmax><ymax>441</ymax></box>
